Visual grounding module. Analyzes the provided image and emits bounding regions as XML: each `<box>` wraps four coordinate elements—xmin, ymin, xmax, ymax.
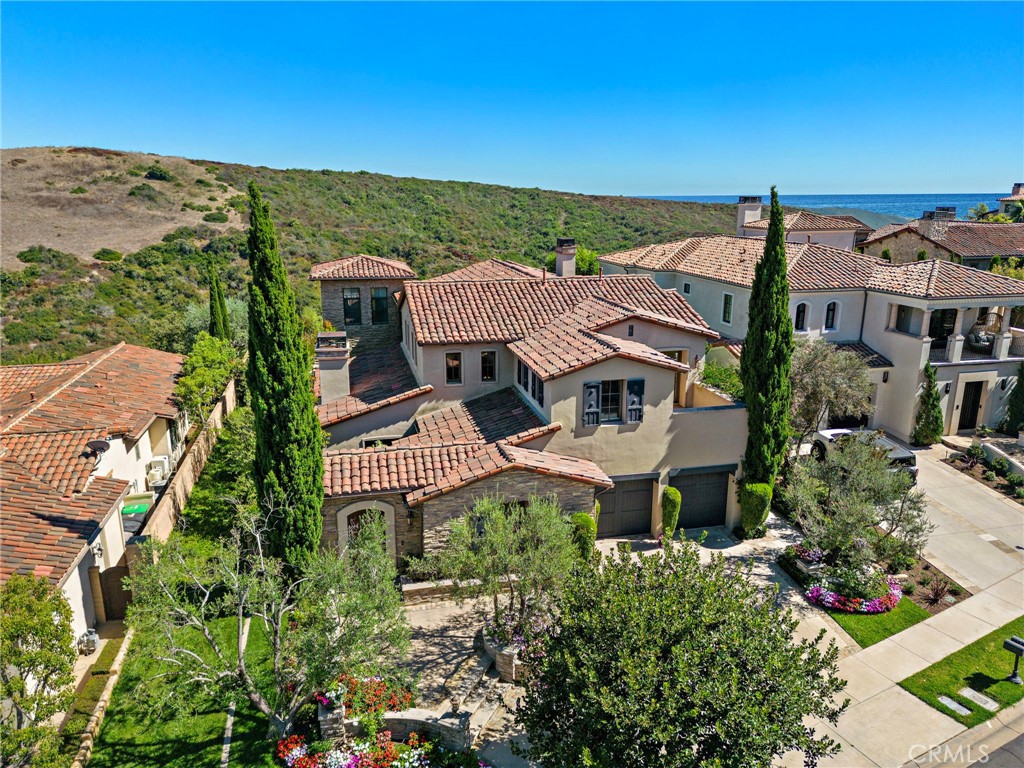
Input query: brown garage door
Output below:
<box><xmin>597</xmin><ymin>478</ymin><xmax>653</xmax><ymax>537</ymax></box>
<box><xmin>670</xmin><ymin>470</ymin><xmax>730</xmax><ymax>529</ymax></box>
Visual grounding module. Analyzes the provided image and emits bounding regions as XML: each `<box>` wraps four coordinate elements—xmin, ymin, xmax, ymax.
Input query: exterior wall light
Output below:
<box><xmin>1002</xmin><ymin>378</ymin><xmax>1009</xmax><ymax>391</ymax></box>
<box><xmin>944</xmin><ymin>383</ymin><xmax>952</xmax><ymax>394</ymax></box>
<box><xmin>882</xmin><ymin>371</ymin><xmax>889</xmax><ymax>384</ymax></box>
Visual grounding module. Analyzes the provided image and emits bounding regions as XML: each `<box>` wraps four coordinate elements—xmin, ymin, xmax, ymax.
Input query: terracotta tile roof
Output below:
<box><xmin>601</xmin><ymin>236</ymin><xmax>881</xmax><ymax>292</ymax></box>
<box><xmin>323</xmin><ymin>441</ymin><xmax>610</xmax><ymax>504</ymax></box>
<box><xmin>834</xmin><ymin>342</ymin><xmax>893</xmax><ymax>369</ymax></box>
<box><xmin>310</xmin><ymin>254</ymin><xmax>416</xmax><ymax>281</ymax></box>
<box><xmin>1</xmin><ymin>343</ymin><xmax>183</xmax><ymax>440</ymax></box>
<box><xmin>394</xmin><ymin>388</ymin><xmax>559</xmax><ymax>447</ymax></box>
<box><xmin>743</xmin><ymin>210</ymin><xmax>863</xmax><ymax>232</ymax></box>
<box><xmin>428</xmin><ymin>259</ymin><xmax>546</xmax><ymax>282</ymax></box>
<box><xmin>404</xmin><ymin>443</ymin><xmax>612</xmax><ymax>506</ymax></box>
<box><xmin>0</xmin><ymin>457</ymin><xmax>127</xmax><ymax>585</ymax></box>
<box><xmin>318</xmin><ymin>345</ymin><xmax>432</xmax><ymax>427</ymax></box>
<box><xmin>999</xmin><ymin>193</ymin><xmax>1024</xmax><ymax>202</ymax></box>
<box><xmin>0</xmin><ymin>430</ymin><xmax>107</xmax><ymax>496</ymax></box>
<box><xmin>868</xmin><ymin>259</ymin><xmax>1024</xmax><ymax>299</ymax></box>
<box><xmin>862</xmin><ymin>221</ymin><xmax>1024</xmax><ymax>259</ymax></box>
<box><xmin>710</xmin><ymin>337</ymin><xmax>744</xmax><ymax>360</ymax></box>
<box><xmin>403</xmin><ymin>272</ymin><xmax>712</xmax><ymax>345</ymax></box>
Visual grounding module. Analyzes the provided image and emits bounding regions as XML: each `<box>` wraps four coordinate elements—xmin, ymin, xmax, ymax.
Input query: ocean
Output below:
<box><xmin>651</xmin><ymin>193</ymin><xmax>1002</xmax><ymax>222</ymax></box>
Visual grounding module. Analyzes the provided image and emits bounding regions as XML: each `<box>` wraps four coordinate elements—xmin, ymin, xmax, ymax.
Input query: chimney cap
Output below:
<box><xmin>556</xmin><ymin>237</ymin><xmax>575</xmax><ymax>248</ymax></box>
<box><xmin>738</xmin><ymin>196</ymin><xmax>763</xmax><ymax>204</ymax></box>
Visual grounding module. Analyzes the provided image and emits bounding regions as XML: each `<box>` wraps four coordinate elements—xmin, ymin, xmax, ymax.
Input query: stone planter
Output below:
<box><xmin>794</xmin><ymin>559</ymin><xmax>824</xmax><ymax>580</ymax></box>
<box><xmin>317</xmin><ymin>704</ymin><xmax>471</xmax><ymax>752</ymax></box>
<box><xmin>482</xmin><ymin>629</ymin><xmax>525</xmax><ymax>683</ymax></box>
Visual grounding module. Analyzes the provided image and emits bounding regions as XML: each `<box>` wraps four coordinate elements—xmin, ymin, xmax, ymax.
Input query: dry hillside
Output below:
<box><xmin>1</xmin><ymin>147</ymin><xmax>245</xmax><ymax>268</ymax></box>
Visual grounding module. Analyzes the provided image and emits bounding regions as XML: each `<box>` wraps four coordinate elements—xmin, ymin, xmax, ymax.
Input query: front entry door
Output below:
<box><xmin>958</xmin><ymin>381</ymin><xmax>984</xmax><ymax>430</ymax></box>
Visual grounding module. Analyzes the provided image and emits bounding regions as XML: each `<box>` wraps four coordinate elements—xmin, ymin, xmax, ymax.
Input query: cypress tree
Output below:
<box><xmin>245</xmin><ymin>182</ymin><xmax>324</xmax><ymax>565</ymax></box>
<box><xmin>911</xmin><ymin>362</ymin><xmax>945</xmax><ymax>445</ymax></box>
<box><xmin>739</xmin><ymin>187</ymin><xmax>793</xmax><ymax>484</ymax></box>
<box><xmin>208</xmin><ymin>262</ymin><xmax>231</xmax><ymax>342</ymax></box>
<box><xmin>1007</xmin><ymin>361</ymin><xmax>1024</xmax><ymax>436</ymax></box>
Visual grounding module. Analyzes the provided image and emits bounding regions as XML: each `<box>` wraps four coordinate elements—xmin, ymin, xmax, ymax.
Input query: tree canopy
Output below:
<box><xmin>246</xmin><ymin>182</ymin><xmax>324</xmax><ymax>566</ymax></box>
<box><xmin>0</xmin><ymin>574</ymin><xmax>76</xmax><ymax>768</ymax></box>
<box><xmin>911</xmin><ymin>362</ymin><xmax>944</xmax><ymax>446</ymax></box>
<box><xmin>740</xmin><ymin>187</ymin><xmax>793</xmax><ymax>484</ymax></box>
<box><xmin>172</xmin><ymin>331</ymin><xmax>243</xmax><ymax>426</ymax></box>
<box><xmin>207</xmin><ymin>262</ymin><xmax>231</xmax><ymax>342</ymax></box>
<box><xmin>790</xmin><ymin>338</ymin><xmax>874</xmax><ymax>446</ymax></box>
<box><xmin>515</xmin><ymin>542</ymin><xmax>847</xmax><ymax>767</ymax></box>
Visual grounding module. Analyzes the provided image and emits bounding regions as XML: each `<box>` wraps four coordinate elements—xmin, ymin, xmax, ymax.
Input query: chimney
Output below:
<box><xmin>315</xmin><ymin>331</ymin><xmax>350</xmax><ymax>403</ymax></box>
<box><xmin>736</xmin><ymin>196</ymin><xmax>763</xmax><ymax>236</ymax></box>
<box><xmin>555</xmin><ymin>237</ymin><xmax>577</xmax><ymax>277</ymax></box>
<box><xmin>1012</xmin><ymin>183</ymin><xmax>1024</xmax><ymax>196</ymax></box>
<box><xmin>934</xmin><ymin>206</ymin><xmax>957</xmax><ymax>220</ymax></box>
<box><xmin>918</xmin><ymin>216</ymin><xmax>950</xmax><ymax>242</ymax></box>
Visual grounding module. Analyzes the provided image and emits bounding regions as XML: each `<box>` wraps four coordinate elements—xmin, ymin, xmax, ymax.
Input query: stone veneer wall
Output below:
<box><xmin>862</xmin><ymin>231</ymin><xmax>951</xmax><ymax>265</ymax></box>
<box><xmin>320</xmin><ymin>278</ymin><xmax>405</xmax><ymax>349</ymax></box>
<box><xmin>420</xmin><ymin>469</ymin><xmax>597</xmax><ymax>555</ymax></box>
<box><xmin>322</xmin><ymin>493</ymin><xmax>423</xmax><ymax>565</ymax></box>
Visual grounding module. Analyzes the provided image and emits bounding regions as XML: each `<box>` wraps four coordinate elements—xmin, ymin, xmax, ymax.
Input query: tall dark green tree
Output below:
<box><xmin>911</xmin><ymin>362</ymin><xmax>945</xmax><ymax>445</ymax></box>
<box><xmin>208</xmin><ymin>262</ymin><xmax>231</xmax><ymax>342</ymax></box>
<box><xmin>246</xmin><ymin>182</ymin><xmax>324</xmax><ymax>565</ymax></box>
<box><xmin>740</xmin><ymin>187</ymin><xmax>793</xmax><ymax>484</ymax></box>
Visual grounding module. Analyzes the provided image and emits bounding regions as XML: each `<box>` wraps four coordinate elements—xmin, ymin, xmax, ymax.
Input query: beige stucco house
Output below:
<box><xmin>311</xmin><ymin>245</ymin><xmax>748</xmax><ymax>562</ymax></box>
<box><xmin>736</xmin><ymin>196</ymin><xmax>868</xmax><ymax>250</ymax></box>
<box><xmin>601</xmin><ymin>236</ymin><xmax>1024</xmax><ymax>444</ymax></box>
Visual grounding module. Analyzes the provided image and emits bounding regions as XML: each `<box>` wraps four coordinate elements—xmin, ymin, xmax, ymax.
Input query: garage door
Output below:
<box><xmin>596</xmin><ymin>478</ymin><xmax>653</xmax><ymax>537</ymax></box>
<box><xmin>670</xmin><ymin>471</ymin><xmax>730</xmax><ymax>529</ymax></box>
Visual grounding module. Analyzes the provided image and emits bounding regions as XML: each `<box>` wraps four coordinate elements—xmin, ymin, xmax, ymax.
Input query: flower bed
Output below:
<box><xmin>316</xmin><ymin>674</ymin><xmax>414</xmax><ymax>716</ymax></box>
<box><xmin>276</xmin><ymin>732</ymin><xmax>490</xmax><ymax>768</ymax></box>
<box><xmin>806</xmin><ymin>577</ymin><xmax>902</xmax><ymax>614</ymax></box>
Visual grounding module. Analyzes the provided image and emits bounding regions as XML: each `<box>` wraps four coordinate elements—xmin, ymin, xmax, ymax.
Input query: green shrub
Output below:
<box><xmin>826</xmin><ymin>566</ymin><xmax>889</xmax><ymax>600</ymax></box>
<box><xmin>887</xmin><ymin>553</ymin><xmax>915</xmax><ymax>574</ymax></box>
<box><xmin>964</xmin><ymin>444</ymin><xmax>986</xmax><ymax>467</ymax></box>
<box><xmin>660</xmin><ymin>486</ymin><xmax>681</xmax><ymax>540</ymax></box>
<box><xmin>916</xmin><ymin>250</ymin><xmax>928</xmax><ymax>261</ymax></box>
<box><xmin>881</xmin><ymin>248</ymin><xmax>892</xmax><ymax>262</ymax></box>
<box><xmin>1007</xmin><ymin>473</ymin><xmax>1024</xmax><ymax>488</ymax></box>
<box><xmin>700</xmin><ymin>358</ymin><xmax>745</xmax><ymax>400</ymax></box>
<box><xmin>991</xmin><ymin>457</ymin><xmax>1010</xmax><ymax>475</ymax></box>
<box><xmin>739</xmin><ymin>482</ymin><xmax>772</xmax><ymax>536</ymax></box>
<box><xmin>144</xmin><ymin>164</ymin><xmax>176</xmax><ymax>182</ymax></box>
<box><xmin>182</xmin><ymin>201</ymin><xmax>212</xmax><ymax>212</ymax></box>
<box><xmin>127</xmin><ymin>183</ymin><xmax>161</xmax><ymax>203</ymax></box>
<box><xmin>984</xmin><ymin>470</ymin><xmax>998</xmax><ymax>482</ymax></box>
<box><xmin>93</xmin><ymin>248</ymin><xmax>122</xmax><ymax>262</ymax></box>
<box><xmin>202</xmin><ymin>211</ymin><xmax>229</xmax><ymax>223</ymax></box>
<box><xmin>902</xmin><ymin>582</ymin><xmax>916</xmax><ymax>595</ymax></box>
<box><xmin>1015</xmin><ymin>487</ymin><xmax>1024</xmax><ymax>500</ymax></box>
<box><xmin>569</xmin><ymin>512</ymin><xmax>597</xmax><ymax>561</ymax></box>
<box><xmin>194</xmin><ymin>177</ymin><xmax>214</xmax><ymax>188</ymax></box>
<box><xmin>70</xmin><ymin>186</ymin><xmax>87</xmax><ymax>194</ymax></box>
<box><xmin>89</xmin><ymin>636</ymin><xmax>125</xmax><ymax>675</ymax></box>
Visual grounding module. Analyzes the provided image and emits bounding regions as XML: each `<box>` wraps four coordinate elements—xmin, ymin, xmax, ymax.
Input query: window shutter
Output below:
<box><xmin>582</xmin><ymin>382</ymin><xmax>601</xmax><ymax>427</ymax></box>
<box><xmin>626</xmin><ymin>379</ymin><xmax>645</xmax><ymax>423</ymax></box>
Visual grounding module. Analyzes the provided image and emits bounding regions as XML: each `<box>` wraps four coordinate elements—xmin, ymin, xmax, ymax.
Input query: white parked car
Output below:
<box><xmin>810</xmin><ymin>428</ymin><xmax>919</xmax><ymax>484</ymax></box>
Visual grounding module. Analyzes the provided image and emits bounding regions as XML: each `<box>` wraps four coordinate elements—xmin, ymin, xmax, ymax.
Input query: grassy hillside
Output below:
<box><xmin>1</xmin><ymin>147</ymin><xmax>738</xmax><ymax>364</ymax></box>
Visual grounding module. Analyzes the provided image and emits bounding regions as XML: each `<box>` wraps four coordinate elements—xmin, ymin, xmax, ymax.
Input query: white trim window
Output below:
<box><xmin>794</xmin><ymin>302</ymin><xmax>808</xmax><ymax>332</ymax></box>
<box><xmin>722</xmin><ymin>292</ymin><xmax>734</xmax><ymax>325</ymax></box>
<box><xmin>824</xmin><ymin>300</ymin><xmax>839</xmax><ymax>332</ymax></box>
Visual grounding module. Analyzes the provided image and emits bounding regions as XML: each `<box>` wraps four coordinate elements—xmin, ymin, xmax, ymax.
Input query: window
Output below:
<box><xmin>669</xmin><ymin>350</ymin><xmax>689</xmax><ymax>406</ymax></box>
<box><xmin>795</xmin><ymin>303</ymin><xmax>807</xmax><ymax>331</ymax></box>
<box><xmin>481</xmin><ymin>350</ymin><xmax>497</xmax><ymax>382</ymax></box>
<box><xmin>599</xmin><ymin>379</ymin><xmax>623</xmax><ymax>423</ymax></box>
<box><xmin>134</xmin><ymin>444</ymin><xmax>141</xmax><ymax>460</ymax></box>
<box><xmin>824</xmin><ymin>301</ymin><xmax>838</xmax><ymax>331</ymax></box>
<box><xmin>722</xmin><ymin>293</ymin><xmax>734</xmax><ymax>325</ymax></box>
<box><xmin>626</xmin><ymin>379</ymin><xmax>645</xmax><ymax>423</ymax></box>
<box><xmin>683</xmin><ymin>282</ymin><xmax>691</xmax><ymax>294</ymax></box>
<box><xmin>517</xmin><ymin>359</ymin><xmax>527</xmax><ymax>388</ymax></box>
<box><xmin>530</xmin><ymin>371</ymin><xmax>544</xmax><ymax>407</ymax></box>
<box><xmin>445</xmin><ymin>352</ymin><xmax>462</xmax><ymax>385</ymax></box>
<box><xmin>371</xmin><ymin>287</ymin><xmax>389</xmax><ymax>325</ymax></box>
<box><xmin>628</xmin><ymin>324</ymin><xmax>635</xmax><ymax>337</ymax></box>
<box><xmin>343</xmin><ymin>288</ymin><xmax>362</xmax><ymax>325</ymax></box>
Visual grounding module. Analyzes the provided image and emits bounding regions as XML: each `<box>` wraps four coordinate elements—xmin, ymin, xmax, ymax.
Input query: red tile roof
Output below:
<box><xmin>310</xmin><ymin>254</ymin><xmax>416</xmax><ymax>281</ymax></box>
<box><xmin>868</xmin><ymin>259</ymin><xmax>1024</xmax><ymax>299</ymax></box>
<box><xmin>1</xmin><ymin>343</ymin><xmax>183</xmax><ymax>440</ymax></box>
<box><xmin>709</xmin><ymin>337</ymin><xmax>744</xmax><ymax>360</ymax></box>
<box><xmin>394</xmin><ymin>388</ymin><xmax>559</xmax><ymax>447</ymax></box>
<box><xmin>318</xmin><ymin>345</ymin><xmax>432</xmax><ymax>427</ymax></box>
<box><xmin>600</xmin><ymin>236</ymin><xmax>881</xmax><ymax>292</ymax></box>
<box><xmin>0</xmin><ymin>430</ymin><xmax>106</xmax><ymax>496</ymax></box>
<box><xmin>0</xmin><ymin>456</ymin><xmax>127</xmax><ymax>586</ymax></box>
<box><xmin>834</xmin><ymin>342</ymin><xmax>893</xmax><ymax>369</ymax></box>
<box><xmin>323</xmin><ymin>441</ymin><xmax>610</xmax><ymax>504</ymax></box>
<box><xmin>403</xmin><ymin>272</ymin><xmax>713</xmax><ymax>345</ymax></box>
<box><xmin>862</xmin><ymin>221</ymin><xmax>1024</xmax><ymax>259</ymax></box>
<box><xmin>999</xmin><ymin>194</ymin><xmax>1024</xmax><ymax>202</ymax></box>
<box><xmin>743</xmin><ymin>210</ymin><xmax>863</xmax><ymax>232</ymax></box>
<box><xmin>428</xmin><ymin>259</ymin><xmax>546</xmax><ymax>282</ymax></box>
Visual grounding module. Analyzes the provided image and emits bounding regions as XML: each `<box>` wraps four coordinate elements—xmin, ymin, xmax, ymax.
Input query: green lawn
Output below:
<box><xmin>828</xmin><ymin>598</ymin><xmax>930</xmax><ymax>648</ymax></box>
<box><xmin>900</xmin><ymin>617</ymin><xmax>1024</xmax><ymax>728</ymax></box>
<box><xmin>90</xmin><ymin>618</ymin><xmax>276</xmax><ymax>768</ymax></box>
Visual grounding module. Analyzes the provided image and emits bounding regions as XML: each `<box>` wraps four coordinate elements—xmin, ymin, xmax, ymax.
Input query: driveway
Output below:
<box><xmin>913</xmin><ymin>445</ymin><xmax>1024</xmax><ymax>592</ymax></box>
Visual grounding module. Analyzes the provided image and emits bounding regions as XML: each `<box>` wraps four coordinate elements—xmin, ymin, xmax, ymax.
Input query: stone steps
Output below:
<box><xmin>438</xmin><ymin>648</ymin><xmax>494</xmax><ymax>716</ymax></box>
<box><xmin>465</xmin><ymin>668</ymin><xmax>504</xmax><ymax>743</ymax></box>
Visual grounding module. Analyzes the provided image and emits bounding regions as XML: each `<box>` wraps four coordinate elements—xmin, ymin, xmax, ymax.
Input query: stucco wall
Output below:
<box><xmin>419</xmin><ymin>470</ymin><xmax>597</xmax><ymax>555</ymax></box>
<box><xmin>790</xmin><ymin>290</ymin><xmax>866</xmax><ymax>342</ymax></box>
<box><xmin>741</xmin><ymin>227</ymin><xmax>857</xmax><ymax>251</ymax></box>
<box><xmin>61</xmin><ymin>554</ymin><xmax>96</xmax><ymax>640</ymax></box>
<box><xmin>416</xmin><ymin>343</ymin><xmax>517</xmax><ymax>401</ymax></box>
<box><xmin>320</xmin><ymin>279</ymin><xmax>406</xmax><ymax>349</ymax></box>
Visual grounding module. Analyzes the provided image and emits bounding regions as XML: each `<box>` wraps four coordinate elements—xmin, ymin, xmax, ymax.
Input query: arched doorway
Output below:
<box><xmin>336</xmin><ymin>500</ymin><xmax>397</xmax><ymax>562</ymax></box>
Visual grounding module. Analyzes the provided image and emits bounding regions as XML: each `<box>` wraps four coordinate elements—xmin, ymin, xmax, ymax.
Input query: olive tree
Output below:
<box><xmin>790</xmin><ymin>338</ymin><xmax>874</xmax><ymax>448</ymax></box>
<box><xmin>515</xmin><ymin>542</ymin><xmax>847</xmax><ymax>767</ymax></box>
<box><xmin>127</xmin><ymin>510</ymin><xmax>409</xmax><ymax>738</ymax></box>
<box><xmin>0</xmin><ymin>574</ymin><xmax>76</xmax><ymax>768</ymax></box>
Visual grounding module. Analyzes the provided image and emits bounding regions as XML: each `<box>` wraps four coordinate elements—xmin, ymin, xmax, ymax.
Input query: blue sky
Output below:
<box><xmin>3</xmin><ymin>2</ymin><xmax>1021</xmax><ymax>195</ymax></box>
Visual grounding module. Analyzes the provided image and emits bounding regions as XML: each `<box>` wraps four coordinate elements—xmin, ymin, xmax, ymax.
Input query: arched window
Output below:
<box><xmin>795</xmin><ymin>303</ymin><xmax>808</xmax><ymax>332</ymax></box>
<box><xmin>825</xmin><ymin>301</ymin><xmax>838</xmax><ymax>331</ymax></box>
